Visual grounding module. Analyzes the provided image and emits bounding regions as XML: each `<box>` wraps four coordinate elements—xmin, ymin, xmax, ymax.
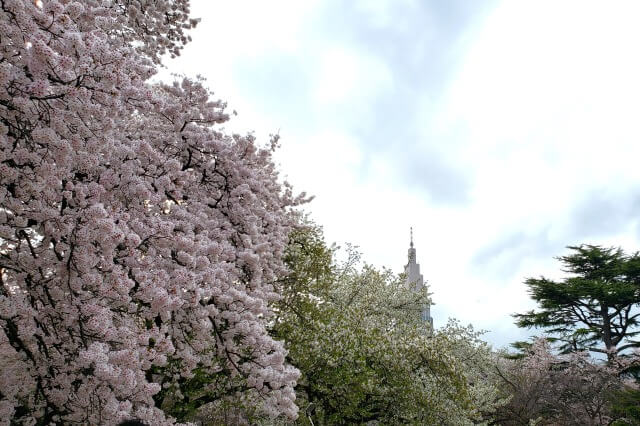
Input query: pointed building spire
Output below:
<box><xmin>403</xmin><ymin>227</ymin><xmax>434</xmax><ymax>329</ymax></box>
<box><xmin>410</xmin><ymin>227</ymin><xmax>414</xmax><ymax>248</ymax></box>
<box><xmin>408</xmin><ymin>227</ymin><xmax>416</xmax><ymax>264</ymax></box>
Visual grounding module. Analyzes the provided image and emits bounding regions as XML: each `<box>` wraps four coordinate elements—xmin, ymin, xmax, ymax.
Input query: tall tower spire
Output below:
<box><xmin>403</xmin><ymin>228</ymin><xmax>433</xmax><ymax>329</ymax></box>
<box><xmin>407</xmin><ymin>228</ymin><xmax>417</xmax><ymax>264</ymax></box>
<box><xmin>405</xmin><ymin>228</ymin><xmax>420</xmax><ymax>287</ymax></box>
<box><xmin>410</xmin><ymin>227</ymin><xmax>414</xmax><ymax>248</ymax></box>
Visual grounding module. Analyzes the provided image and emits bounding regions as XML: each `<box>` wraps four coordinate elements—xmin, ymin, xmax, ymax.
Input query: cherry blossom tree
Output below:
<box><xmin>491</xmin><ymin>339</ymin><xmax>627</xmax><ymax>425</ymax></box>
<box><xmin>0</xmin><ymin>0</ymin><xmax>303</xmax><ymax>424</ymax></box>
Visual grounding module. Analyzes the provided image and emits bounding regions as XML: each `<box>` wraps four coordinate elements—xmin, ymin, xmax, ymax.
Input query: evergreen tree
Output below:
<box><xmin>514</xmin><ymin>245</ymin><xmax>640</xmax><ymax>360</ymax></box>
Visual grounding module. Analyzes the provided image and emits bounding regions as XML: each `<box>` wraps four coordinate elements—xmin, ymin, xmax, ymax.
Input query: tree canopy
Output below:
<box><xmin>266</xmin><ymin>223</ymin><xmax>502</xmax><ymax>425</ymax></box>
<box><xmin>491</xmin><ymin>339</ymin><xmax>625</xmax><ymax>425</ymax></box>
<box><xmin>514</xmin><ymin>245</ymin><xmax>640</xmax><ymax>359</ymax></box>
<box><xmin>0</xmin><ymin>1</ymin><xmax>304</xmax><ymax>423</ymax></box>
<box><xmin>9</xmin><ymin>1</ymin><xmax>638</xmax><ymax>425</ymax></box>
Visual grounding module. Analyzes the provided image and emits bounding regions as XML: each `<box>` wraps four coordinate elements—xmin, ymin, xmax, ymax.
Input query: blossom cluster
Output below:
<box><xmin>0</xmin><ymin>0</ymin><xmax>302</xmax><ymax>423</ymax></box>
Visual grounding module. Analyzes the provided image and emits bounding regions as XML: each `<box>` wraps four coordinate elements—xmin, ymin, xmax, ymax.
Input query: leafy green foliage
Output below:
<box><xmin>163</xmin><ymin>221</ymin><xmax>505</xmax><ymax>424</ymax></box>
<box><xmin>610</xmin><ymin>387</ymin><xmax>640</xmax><ymax>425</ymax></box>
<box><xmin>271</xmin><ymin>222</ymin><xmax>501</xmax><ymax>425</ymax></box>
<box><xmin>514</xmin><ymin>245</ymin><xmax>640</xmax><ymax>358</ymax></box>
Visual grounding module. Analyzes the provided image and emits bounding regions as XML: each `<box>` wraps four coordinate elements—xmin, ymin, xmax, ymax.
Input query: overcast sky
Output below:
<box><xmin>163</xmin><ymin>0</ymin><xmax>640</xmax><ymax>349</ymax></box>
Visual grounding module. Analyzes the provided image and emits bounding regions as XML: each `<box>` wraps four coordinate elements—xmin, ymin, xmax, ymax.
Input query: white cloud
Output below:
<box><xmin>312</xmin><ymin>47</ymin><xmax>394</xmax><ymax>106</ymax></box>
<box><xmin>447</xmin><ymin>0</ymin><xmax>640</xmax><ymax>187</ymax></box>
<box><xmin>165</xmin><ymin>0</ymin><xmax>640</xmax><ymax>349</ymax></box>
<box><xmin>353</xmin><ymin>0</ymin><xmax>419</xmax><ymax>29</ymax></box>
<box><xmin>429</xmin><ymin>0</ymin><xmax>640</xmax><ymax>245</ymax></box>
<box><xmin>417</xmin><ymin>0</ymin><xmax>640</xmax><ymax>340</ymax></box>
<box><xmin>191</xmin><ymin>0</ymin><xmax>319</xmax><ymax>56</ymax></box>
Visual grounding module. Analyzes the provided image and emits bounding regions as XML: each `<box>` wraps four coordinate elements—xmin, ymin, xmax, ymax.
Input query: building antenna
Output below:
<box><xmin>410</xmin><ymin>227</ymin><xmax>414</xmax><ymax>248</ymax></box>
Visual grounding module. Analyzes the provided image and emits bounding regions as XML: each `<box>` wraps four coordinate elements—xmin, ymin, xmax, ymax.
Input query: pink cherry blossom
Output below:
<box><xmin>0</xmin><ymin>0</ymin><xmax>304</xmax><ymax>423</ymax></box>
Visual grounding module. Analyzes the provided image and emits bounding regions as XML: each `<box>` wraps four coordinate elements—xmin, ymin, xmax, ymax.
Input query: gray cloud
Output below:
<box><xmin>319</xmin><ymin>1</ymin><xmax>496</xmax><ymax>204</ymax></box>
<box><xmin>472</xmin><ymin>187</ymin><xmax>640</xmax><ymax>279</ymax></box>
<box><xmin>472</xmin><ymin>227</ymin><xmax>560</xmax><ymax>279</ymax></box>
<box><xmin>570</xmin><ymin>189</ymin><xmax>640</xmax><ymax>238</ymax></box>
<box><xmin>393</xmin><ymin>148</ymin><xmax>470</xmax><ymax>204</ymax></box>
<box><xmin>223</xmin><ymin>0</ymin><xmax>497</xmax><ymax>205</ymax></box>
<box><xmin>315</xmin><ymin>0</ymin><xmax>497</xmax><ymax>95</ymax></box>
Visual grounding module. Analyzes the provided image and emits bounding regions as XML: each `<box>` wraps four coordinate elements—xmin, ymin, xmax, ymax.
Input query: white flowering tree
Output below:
<box><xmin>268</xmin><ymin>224</ymin><xmax>502</xmax><ymax>425</ymax></box>
<box><xmin>0</xmin><ymin>0</ymin><xmax>303</xmax><ymax>424</ymax></box>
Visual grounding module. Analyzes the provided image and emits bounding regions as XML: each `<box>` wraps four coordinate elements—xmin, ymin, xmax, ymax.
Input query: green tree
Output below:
<box><xmin>610</xmin><ymin>387</ymin><xmax>640</xmax><ymax>425</ymax></box>
<box><xmin>270</xmin><ymin>222</ymin><xmax>501</xmax><ymax>425</ymax></box>
<box><xmin>514</xmin><ymin>245</ymin><xmax>640</xmax><ymax>360</ymax></box>
<box><xmin>178</xmin><ymin>222</ymin><xmax>504</xmax><ymax>424</ymax></box>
